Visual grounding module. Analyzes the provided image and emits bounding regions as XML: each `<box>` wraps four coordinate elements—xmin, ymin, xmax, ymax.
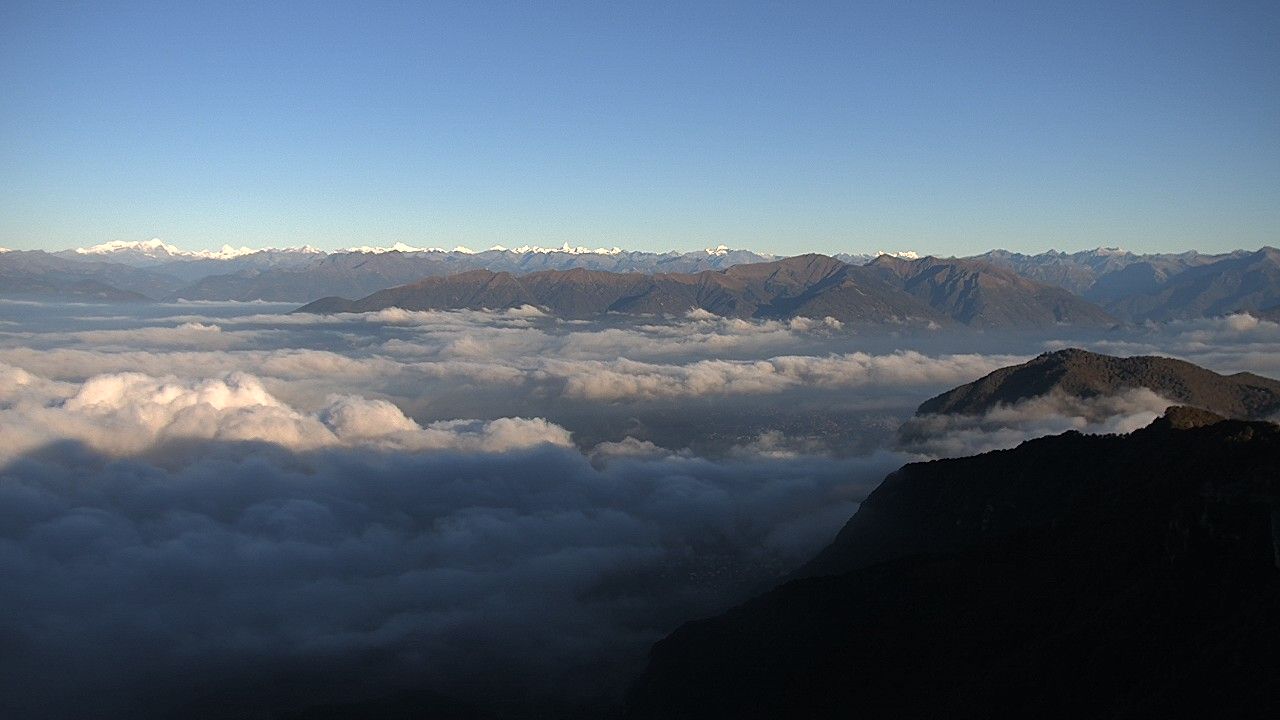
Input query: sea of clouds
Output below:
<box><xmin>2</xmin><ymin>302</ymin><xmax>1278</xmax><ymax>717</ymax></box>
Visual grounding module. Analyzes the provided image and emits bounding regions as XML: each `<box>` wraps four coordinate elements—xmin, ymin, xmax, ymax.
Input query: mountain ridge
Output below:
<box><xmin>867</xmin><ymin>255</ymin><xmax>1116</xmax><ymax>326</ymax></box>
<box><xmin>5</xmin><ymin>243</ymin><xmax>1280</xmax><ymax>319</ymax></box>
<box><xmin>295</xmin><ymin>254</ymin><xmax>1112</xmax><ymax>327</ymax></box>
<box><xmin>914</xmin><ymin>347</ymin><xmax>1280</xmax><ymax>419</ymax></box>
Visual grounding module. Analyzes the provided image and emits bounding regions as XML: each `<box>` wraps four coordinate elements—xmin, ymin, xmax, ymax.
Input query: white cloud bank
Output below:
<box><xmin>899</xmin><ymin>388</ymin><xmax>1175</xmax><ymax>458</ymax></box>
<box><xmin>0</xmin><ymin>369</ymin><xmax>902</xmax><ymax>718</ymax></box>
<box><xmin>551</xmin><ymin>351</ymin><xmax>1024</xmax><ymax>401</ymax></box>
<box><xmin>0</xmin><ymin>364</ymin><xmax>572</xmax><ymax>461</ymax></box>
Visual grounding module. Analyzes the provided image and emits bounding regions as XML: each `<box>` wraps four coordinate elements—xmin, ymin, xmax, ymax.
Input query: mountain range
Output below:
<box><xmin>974</xmin><ymin>247</ymin><xmax>1233</xmax><ymax>296</ymax></box>
<box><xmin>975</xmin><ymin>246</ymin><xmax>1280</xmax><ymax>320</ymax></box>
<box><xmin>0</xmin><ymin>241</ymin><xmax>777</xmax><ymax>303</ymax></box>
<box><xmin>866</xmin><ymin>255</ymin><xmax>1114</xmax><ymax>326</ymax></box>
<box><xmin>627</xmin><ymin>397</ymin><xmax>1280</xmax><ymax>718</ymax></box>
<box><xmin>297</xmin><ymin>254</ymin><xmax>1114</xmax><ymax>327</ymax></box>
<box><xmin>1102</xmin><ymin>247</ymin><xmax>1280</xmax><ymax>321</ymax></box>
<box><xmin>173</xmin><ymin>246</ymin><xmax>778</xmax><ymax>303</ymax></box>
<box><xmin>3</xmin><ymin>241</ymin><xmax>1279</xmax><ymax>324</ymax></box>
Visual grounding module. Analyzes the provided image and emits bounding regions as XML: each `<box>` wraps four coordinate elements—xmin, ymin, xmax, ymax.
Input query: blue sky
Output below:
<box><xmin>1</xmin><ymin>1</ymin><xmax>1277</xmax><ymax>256</ymax></box>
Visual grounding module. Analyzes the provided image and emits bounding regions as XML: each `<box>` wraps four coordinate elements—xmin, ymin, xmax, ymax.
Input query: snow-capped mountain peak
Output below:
<box><xmin>72</xmin><ymin>238</ymin><xmax>325</xmax><ymax>263</ymax></box>
<box><xmin>501</xmin><ymin>243</ymin><xmax>624</xmax><ymax>255</ymax></box>
<box><xmin>875</xmin><ymin>249</ymin><xmax>920</xmax><ymax>260</ymax></box>
<box><xmin>313</xmin><ymin>242</ymin><xmax>630</xmax><ymax>256</ymax></box>
<box><xmin>201</xmin><ymin>244</ymin><xmax>260</xmax><ymax>259</ymax></box>
<box><xmin>343</xmin><ymin>242</ymin><xmax>448</xmax><ymax>254</ymax></box>
<box><xmin>76</xmin><ymin>238</ymin><xmax>185</xmax><ymax>258</ymax></box>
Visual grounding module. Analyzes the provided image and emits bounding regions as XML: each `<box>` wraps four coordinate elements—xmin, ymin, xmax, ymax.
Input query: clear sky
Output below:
<box><xmin>1</xmin><ymin>1</ymin><xmax>1277</xmax><ymax>256</ymax></box>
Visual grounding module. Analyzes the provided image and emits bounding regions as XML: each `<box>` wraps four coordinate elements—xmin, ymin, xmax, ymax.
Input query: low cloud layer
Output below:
<box><xmin>0</xmin><ymin>308</ymin><xmax>912</xmax><ymax>716</ymax></box>
<box><xmin>1045</xmin><ymin>313</ymin><xmax>1280</xmax><ymax>378</ymax></box>
<box><xmin>551</xmin><ymin>351</ymin><xmax>1021</xmax><ymax>402</ymax></box>
<box><xmin>3</xmin><ymin>301</ymin><xmax>1280</xmax><ymax>717</ymax></box>
<box><xmin>0</xmin><ymin>364</ymin><xmax>573</xmax><ymax>461</ymax></box>
<box><xmin>0</xmin><ymin>415</ymin><xmax>899</xmax><ymax>717</ymax></box>
<box><xmin>899</xmin><ymin>388</ymin><xmax>1174</xmax><ymax>457</ymax></box>
<box><xmin>0</xmin><ymin>304</ymin><xmax>1026</xmax><ymax>420</ymax></box>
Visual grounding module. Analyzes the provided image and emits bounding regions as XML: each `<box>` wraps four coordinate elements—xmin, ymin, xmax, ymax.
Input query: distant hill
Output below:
<box><xmin>867</xmin><ymin>255</ymin><xmax>1115</xmax><ymax>327</ymax></box>
<box><xmin>915</xmin><ymin>347</ymin><xmax>1280</xmax><ymax>419</ymax></box>
<box><xmin>297</xmin><ymin>254</ymin><xmax>1116</xmax><ymax>327</ymax></box>
<box><xmin>0</xmin><ymin>275</ymin><xmax>151</xmax><ymax>303</ymax></box>
<box><xmin>627</xmin><ymin>409</ymin><xmax>1280</xmax><ymax>719</ymax></box>
<box><xmin>0</xmin><ymin>250</ymin><xmax>180</xmax><ymax>301</ymax></box>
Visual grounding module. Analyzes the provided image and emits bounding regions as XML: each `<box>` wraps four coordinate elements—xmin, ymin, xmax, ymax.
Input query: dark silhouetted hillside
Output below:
<box><xmin>627</xmin><ymin>410</ymin><xmax>1280</xmax><ymax>719</ymax></box>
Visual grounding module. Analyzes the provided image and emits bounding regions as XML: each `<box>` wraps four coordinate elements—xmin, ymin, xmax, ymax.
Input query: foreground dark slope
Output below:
<box><xmin>297</xmin><ymin>254</ymin><xmax>1113</xmax><ymax>326</ymax></box>
<box><xmin>916</xmin><ymin>347</ymin><xmax>1280</xmax><ymax>418</ymax></box>
<box><xmin>628</xmin><ymin>409</ymin><xmax>1280</xmax><ymax>719</ymax></box>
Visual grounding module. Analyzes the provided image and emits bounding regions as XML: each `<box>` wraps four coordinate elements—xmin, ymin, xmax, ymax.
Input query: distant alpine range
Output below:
<box><xmin>3</xmin><ymin>239</ymin><xmax>1279</xmax><ymax>326</ymax></box>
